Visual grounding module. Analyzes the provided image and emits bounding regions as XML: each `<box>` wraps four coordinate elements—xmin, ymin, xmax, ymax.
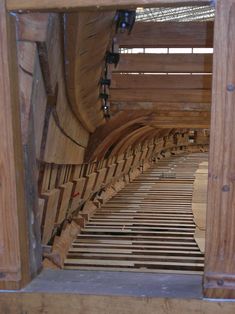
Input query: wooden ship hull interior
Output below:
<box><xmin>0</xmin><ymin>0</ymin><xmax>235</xmax><ymax>313</ymax></box>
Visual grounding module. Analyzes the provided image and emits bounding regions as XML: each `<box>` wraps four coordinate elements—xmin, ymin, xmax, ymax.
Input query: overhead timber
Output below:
<box><xmin>118</xmin><ymin>22</ymin><xmax>214</xmax><ymax>48</ymax></box>
<box><xmin>6</xmin><ymin>0</ymin><xmax>213</xmax><ymax>12</ymax></box>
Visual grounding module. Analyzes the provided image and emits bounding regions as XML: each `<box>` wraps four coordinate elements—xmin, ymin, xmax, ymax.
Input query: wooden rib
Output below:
<box><xmin>118</xmin><ymin>21</ymin><xmax>214</xmax><ymax>48</ymax></box>
<box><xmin>114</xmin><ymin>54</ymin><xmax>213</xmax><ymax>73</ymax></box>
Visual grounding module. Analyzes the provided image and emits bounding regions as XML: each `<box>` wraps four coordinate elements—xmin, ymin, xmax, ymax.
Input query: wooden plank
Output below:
<box><xmin>114</xmin><ymin>54</ymin><xmax>213</xmax><ymax>73</ymax></box>
<box><xmin>56</xmin><ymin>182</ymin><xmax>74</xmax><ymax>224</ymax></box>
<box><xmin>111</xmin><ymin>74</ymin><xmax>212</xmax><ymax>90</ymax></box>
<box><xmin>0</xmin><ymin>1</ymin><xmax>32</xmax><ymax>289</ymax></box>
<box><xmin>7</xmin><ymin>0</ymin><xmax>213</xmax><ymax>11</ymax></box>
<box><xmin>70</xmin><ymin>177</ymin><xmax>86</xmax><ymax>212</ymax></box>
<box><xmin>110</xmin><ymin>89</ymin><xmax>211</xmax><ymax>103</ymax></box>
<box><xmin>118</xmin><ymin>21</ymin><xmax>214</xmax><ymax>48</ymax></box>
<box><xmin>41</xmin><ymin>189</ymin><xmax>60</xmax><ymax>245</ymax></box>
<box><xmin>204</xmin><ymin>0</ymin><xmax>235</xmax><ymax>299</ymax></box>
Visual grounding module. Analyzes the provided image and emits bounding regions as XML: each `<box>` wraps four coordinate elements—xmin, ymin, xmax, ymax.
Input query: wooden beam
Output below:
<box><xmin>111</xmin><ymin>74</ymin><xmax>212</xmax><ymax>90</ymax></box>
<box><xmin>0</xmin><ymin>0</ymin><xmax>31</xmax><ymax>289</ymax></box>
<box><xmin>118</xmin><ymin>22</ymin><xmax>214</xmax><ymax>48</ymax></box>
<box><xmin>6</xmin><ymin>0</ymin><xmax>213</xmax><ymax>12</ymax></box>
<box><xmin>111</xmin><ymin>102</ymin><xmax>211</xmax><ymax>112</ymax></box>
<box><xmin>110</xmin><ymin>89</ymin><xmax>211</xmax><ymax>103</ymax></box>
<box><xmin>115</xmin><ymin>54</ymin><xmax>213</xmax><ymax>73</ymax></box>
<box><xmin>204</xmin><ymin>0</ymin><xmax>235</xmax><ymax>299</ymax></box>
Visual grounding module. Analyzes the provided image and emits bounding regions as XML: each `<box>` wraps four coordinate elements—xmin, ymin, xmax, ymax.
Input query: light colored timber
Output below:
<box><xmin>7</xmin><ymin>0</ymin><xmax>213</xmax><ymax>11</ymax></box>
<box><xmin>114</xmin><ymin>54</ymin><xmax>213</xmax><ymax>73</ymax></box>
<box><xmin>118</xmin><ymin>21</ymin><xmax>214</xmax><ymax>48</ymax></box>
<box><xmin>66</xmin><ymin>153</ymin><xmax>206</xmax><ymax>273</ymax></box>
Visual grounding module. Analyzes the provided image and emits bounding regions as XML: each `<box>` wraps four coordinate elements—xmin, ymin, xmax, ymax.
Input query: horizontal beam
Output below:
<box><xmin>118</xmin><ymin>22</ymin><xmax>214</xmax><ymax>48</ymax></box>
<box><xmin>7</xmin><ymin>1</ymin><xmax>213</xmax><ymax>12</ymax></box>
<box><xmin>111</xmin><ymin>102</ymin><xmax>211</xmax><ymax>112</ymax></box>
<box><xmin>115</xmin><ymin>54</ymin><xmax>213</xmax><ymax>73</ymax></box>
<box><xmin>110</xmin><ymin>88</ymin><xmax>211</xmax><ymax>103</ymax></box>
<box><xmin>111</xmin><ymin>74</ymin><xmax>212</xmax><ymax>89</ymax></box>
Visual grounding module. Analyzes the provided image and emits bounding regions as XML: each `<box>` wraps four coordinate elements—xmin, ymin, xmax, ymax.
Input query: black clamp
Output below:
<box><xmin>115</xmin><ymin>10</ymin><xmax>136</xmax><ymax>34</ymax></box>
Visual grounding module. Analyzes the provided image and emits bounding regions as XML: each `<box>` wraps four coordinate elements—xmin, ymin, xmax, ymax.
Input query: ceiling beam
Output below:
<box><xmin>7</xmin><ymin>1</ymin><xmax>213</xmax><ymax>12</ymax></box>
<box><xmin>114</xmin><ymin>53</ymin><xmax>213</xmax><ymax>73</ymax></box>
<box><xmin>110</xmin><ymin>88</ymin><xmax>211</xmax><ymax>102</ymax></box>
<box><xmin>118</xmin><ymin>21</ymin><xmax>214</xmax><ymax>48</ymax></box>
<box><xmin>111</xmin><ymin>74</ymin><xmax>212</xmax><ymax>89</ymax></box>
<box><xmin>111</xmin><ymin>102</ymin><xmax>211</xmax><ymax>112</ymax></box>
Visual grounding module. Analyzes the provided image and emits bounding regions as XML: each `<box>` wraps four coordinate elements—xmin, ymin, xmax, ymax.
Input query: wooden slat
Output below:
<box><xmin>110</xmin><ymin>89</ymin><xmax>211</xmax><ymax>103</ymax></box>
<box><xmin>111</xmin><ymin>102</ymin><xmax>211</xmax><ymax>113</ymax></box>
<box><xmin>114</xmin><ymin>54</ymin><xmax>213</xmax><ymax>73</ymax></box>
<box><xmin>111</xmin><ymin>74</ymin><xmax>212</xmax><ymax>89</ymax></box>
<box><xmin>65</xmin><ymin>153</ymin><xmax>207</xmax><ymax>273</ymax></box>
<box><xmin>7</xmin><ymin>0</ymin><xmax>213</xmax><ymax>11</ymax></box>
<box><xmin>118</xmin><ymin>21</ymin><xmax>214</xmax><ymax>48</ymax></box>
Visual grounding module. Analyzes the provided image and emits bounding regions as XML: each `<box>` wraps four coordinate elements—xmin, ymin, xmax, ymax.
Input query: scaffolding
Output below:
<box><xmin>136</xmin><ymin>6</ymin><xmax>215</xmax><ymax>22</ymax></box>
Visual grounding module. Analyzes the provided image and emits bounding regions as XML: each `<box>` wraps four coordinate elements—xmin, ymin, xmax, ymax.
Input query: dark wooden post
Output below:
<box><xmin>204</xmin><ymin>0</ymin><xmax>235</xmax><ymax>299</ymax></box>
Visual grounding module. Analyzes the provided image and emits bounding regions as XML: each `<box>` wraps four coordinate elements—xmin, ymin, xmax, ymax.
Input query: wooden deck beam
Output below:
<box><xmin>110</xmin><ymin>102</ymin><xmax>211</xmax><ymax>113</ymax></box>
<box><xmin>111</xmin><ymin>74</ymin><xmax>212</xmax><ymax>90</ymax></box>
<box><xmin>110</xmin><ymin>88</ymin><xmax>211</xmax><ymax>103</ymax></box>
<box><xmin>6</xmin><ymin>0</ymin><xmax>213</xmax><ymax>12</ymax></box>
<box><xmin>115</xmin><ymin>54</ymin><xmax>213</xmax><ymax>73</ymax></box>
<box><xmin>118</xmin><ymin>22</ymin><xmax>214</xmax><ymax>48</ymax></box>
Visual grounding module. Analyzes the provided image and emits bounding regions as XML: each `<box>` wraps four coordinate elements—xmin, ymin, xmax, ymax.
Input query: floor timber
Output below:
<box><xmin>65</xmin><ymin>153</ymin><xmax>208</xmax><ymax>274</ymax></box>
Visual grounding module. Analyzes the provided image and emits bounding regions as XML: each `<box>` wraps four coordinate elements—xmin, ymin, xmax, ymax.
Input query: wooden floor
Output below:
<box><xmin>65</xmin><ymin>153</ymin><xmax>208</xmax><ymax>274</ymax></box>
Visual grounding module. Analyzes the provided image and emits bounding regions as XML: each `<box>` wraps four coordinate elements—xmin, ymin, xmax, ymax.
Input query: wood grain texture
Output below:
<box><xmin>118</xmin><ymin>21</ymin><xmax>214</xmax><ymax>48</ymax></box>
<box><xmin>7</xmin><ymin>0</ymin><xmax>212</xmax><ymax>11</ymax></box>
<box><xmin>0</xmin><ymin>2</ymin><xmax>33</xmax><ymax>289</ymax></box>
<box><xmin>204</xmin><ymin>0</ymin><xmax>235</xmax><ymax>299</ymax></box>
<box><xmin>111</xmin><ymin>74</ymin><xmax>212</xmax><ymax>90</ymax></box>
<box><xmin>115</xmin><ymin>54</ymin><xmax>213</xmax><ymax>73</ymax></box>
<box><xmin>64</xmin><ymin>12</ymin><xmax>115</xmax><ymax>132</ymax></box>
<box><xmin>110</xmin><ymin>88</ymin><xmax>211</xmax><ymax>103</ymax></box>
<box><xmin>111</xmin><ymin>102</ymin><xmax>211</xmax><ymax>113</ymax></box>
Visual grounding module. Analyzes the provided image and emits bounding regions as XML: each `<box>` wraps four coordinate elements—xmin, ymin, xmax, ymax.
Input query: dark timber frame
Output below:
<box><xmin>0</xmin><ymin>0</ymin><xmax>235</xmax><ymax>301</ymax></box>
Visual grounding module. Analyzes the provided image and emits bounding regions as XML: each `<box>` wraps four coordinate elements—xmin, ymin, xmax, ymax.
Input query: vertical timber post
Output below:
<box><xmin>204</xmin><ymin>0</ymin><xmax>235</xmax><ymax>299</ymax></box>
<box><xmin>0</xmin><ymin>0</ymin><xmax>35</xmax><ymax>289</ymax></box>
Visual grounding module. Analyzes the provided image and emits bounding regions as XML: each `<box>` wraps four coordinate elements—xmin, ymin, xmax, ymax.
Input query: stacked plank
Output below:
<box><xmin>192</xmin><ymin>162</ymin><xmax>208</xmax><ymax>253</ymax></box>
<box><xmin>65</xmin><ymin>153</ymin><xmax>208</xmax><ymax>274</ymax></box>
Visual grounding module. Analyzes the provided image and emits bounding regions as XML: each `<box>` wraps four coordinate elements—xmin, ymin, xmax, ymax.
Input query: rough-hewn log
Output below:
<box><xmin>118</xmin><ymin>22</ymin><xmax>214</xmax><ymax>48</ymax></box>
<box><xmin>115</xmin><ymin>54</ymin><xmax>213</xmax><ymax>73</ymax></box>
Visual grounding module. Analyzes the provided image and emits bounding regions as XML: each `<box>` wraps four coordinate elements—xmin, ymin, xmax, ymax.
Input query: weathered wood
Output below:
<box><xmin>16</xmin><ymin>13</ymin><xmax>49</xmax><ymax>42</ymax></box>
<box><xmin>204</xmin><ymin>0</ymin><xmax>235</xmax><ymax>299</ymax></box>
<box><xmin>115</xmin><ymin>54</ymin><xmax>213</xmax><ymax>73</ymax></box>
<box><xmin>7</xmin><ymin>0</ymin><xmax>213</xmax><ymax>11</ymax></box>
<box><xmin>118</xmin><ymin>21</ymin><xmax>214</xmax><ymax>48</ymax></box>
<box><xmin>56</xmin><ymin>182</ymin><xmax>74</xmax><ymax>224</ymax></box>
<box><xmin>0</xmin><ymin>1</ymin><xmax>34</xmax><ymax>289</ymax></box>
